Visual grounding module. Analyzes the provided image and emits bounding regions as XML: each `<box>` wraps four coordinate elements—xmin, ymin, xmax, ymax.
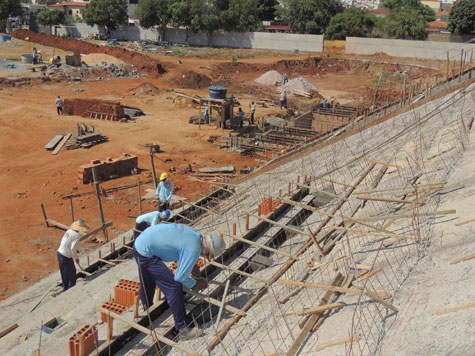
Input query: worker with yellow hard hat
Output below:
<box><xmin>156</xmin><ymin>172</ymin><xmax>173</xmax><ymax>212</ymax></box>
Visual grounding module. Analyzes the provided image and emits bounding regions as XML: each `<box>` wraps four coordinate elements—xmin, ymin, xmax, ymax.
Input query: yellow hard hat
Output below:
<box><xmin>160</xmin><ymin>172</ymin><xmax>169</xmax><ymax>180</ymax></box>
<box><xmin>281</xmin><ymin>149</ymin><xmax>286</xmax><ymax>155</ymax></box>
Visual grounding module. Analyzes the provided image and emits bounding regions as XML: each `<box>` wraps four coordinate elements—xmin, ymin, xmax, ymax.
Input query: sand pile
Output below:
<box><xmin>81</xmin><ymin>53</ymin><xmax>125</xmax><ymax>66</ymax></box>
<box><xmin>130</xmin><ymin>82</ymin><xmax>161</xmax><ymax>96</ymax></box>
<box><xmin>255</xmin><ymin>70</ymin><xmax>282</xmax><ymax>85</ymax></box>
<box><xmin>280</xmin><ymin>77</ymin><xmax>319</xmax><ymax>97</ymax></box>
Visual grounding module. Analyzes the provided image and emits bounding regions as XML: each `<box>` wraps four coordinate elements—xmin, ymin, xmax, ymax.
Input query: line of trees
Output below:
<box><xmin>2</xmin><ymin>0</ymin><xmax>475</xmax><ymax>39</ymax></box>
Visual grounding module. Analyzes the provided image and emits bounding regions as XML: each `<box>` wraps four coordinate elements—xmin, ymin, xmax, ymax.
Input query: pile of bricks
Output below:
<box><xmin>114</xmin><ymin>279</ymin><xmax>140</xmax><ymax>308</ymax></box>
<box><xmin>258</xmin><ymin>197</ymin><xmax>281</xmax><ymax>216</ymax></box>
<box><xmin>63</xmin><ymin>98</ymin><xmax>125</xmax><ymax>121</ymax></box>
<box><xmin>100</xmin><ymin>300</ymin><xmax>128</xmax><ymax>323</ymax></box>
<box><xmin>68</xmin><ymin>324</ymin><xmax>98</xmax><ymax>356</ymax></box>
<box><xmin>78</xmin><ymin>153</ymin><xmax>138</xmax><ymax>184</ymax></box>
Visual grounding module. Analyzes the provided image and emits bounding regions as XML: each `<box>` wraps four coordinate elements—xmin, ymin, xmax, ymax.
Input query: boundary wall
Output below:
<box><xmin>51</xmin><ymin>24</ymin><xmax>323</xmax><ymax>52</ymax></box>
<box><xmin>346</xmin><ymin>36</ymin><xmax>475</xmax><ymax>60</ymax></box>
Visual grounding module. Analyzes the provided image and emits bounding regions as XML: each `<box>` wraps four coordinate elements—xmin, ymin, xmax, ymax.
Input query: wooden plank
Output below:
<box><xmin>249</xmin><ymin>213</ymin><xmax>308</xmax><ymax>237</ymax></box>
<box><xmin>198</xmin><ymin>165</ymin><xmax>235</xmax><ymax>174</ymax></box>
<box><xmin>355</xmin><ymin>269</ymin><xmax>379</xmax><ymax>282</ymax></box>
<box><xmin>360</xmin><ymin>157</ymin><xmax>402</xmax><ymax>168</ymax></box>
<box><xmin>279</xmin><ymin>302</ymin><xmax>345</xmax><ymax>317</ymax></box>
<box><xmin>324</xmin><ymin>225</ymin><xmax>422</xmax><ymax>240</ymax></box>
<box><xmin>46</xmin><ymin>218</ymin><xmax>69</xmax><ymax>231</ymax></box>
<box><xmin>183</xmin><ymin>288</ymin><xmax>246</xmax><ymax>316</ymax></box>
<box><xmin>278</xmin><ymin>280</ymin><xmax>398</xmax><ymax>313</ymax></box>
<box><xmin>356</xmin><ymin>209</ymin><xmax>456</xmax><ymax>222</ymax></box>
<box><xmin>455</xmin><ymin>218</ymin><xmax>475</xmax><ymax>226</ymax></box>
<box><xmin>0</xmin><ymin>323</ymin><xmax>18</xmax><ymax>338</ymax></box>
<box><xmin>52</xmin><ymin>133</ymin><xmax>72</xmax><ymax>155</ymax></box>
<box><xmin>285</xmin><ymin>273</ymin><xmax>344</xmax><ymax>356</ymax></box>
<box><xmin>450</xmin><ymin>253</ymin><xmax>475</xmax><ymax>265</ymax></box>
<box><xmin>79</xmin><ymin>221</ymin><xmax>113</xmax><ymax>242</ymax></box>
<box><xmin>97</xmin><ymin>307</ymin><xmax>201</xmax><ymax>356</ymax></box>
<box><xmin>436</xmin><ymin>302</ymin><xmax>475</xmax><ymax>315</ymax></box>
<box><xmin>355</xmin><ymin>196</ymin><xmax>425</xmax><ymax>205</ymax></box>
<box><xmin>315</xmin><ymin>334</ymin><xmax>361</xmax><ymax>351</ymax></box>
<box><xmin>209</xmin><ymin>260</ymin><xmax>267</xmax><ymax>283</ymax></box>
<box><xmin>97</xmin><ymin>258</ymin><xmax>115</xmax><ymax>266</ymax></box>
<box><xmin>44</xmin><ymin>135</ymin><xmax>63</xmax><ymax>150</ymax></box>
<box><xmin>354</xmin><ymin>182</ymin><xmax>446</xmax><ymax>195</ymax></box>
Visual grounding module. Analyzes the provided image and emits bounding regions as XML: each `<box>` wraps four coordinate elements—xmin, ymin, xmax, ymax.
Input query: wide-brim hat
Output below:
<box><xmin>70</xmin><ymin>219</ymin><xmax>90</xmax><ymax>233</ymax></box>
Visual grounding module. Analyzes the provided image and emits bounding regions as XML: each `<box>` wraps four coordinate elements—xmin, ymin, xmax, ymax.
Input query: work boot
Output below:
<box><xmin>178</xmin><ymin>327</ymin><xmax>204</xmax><ymax>341</ymax></box>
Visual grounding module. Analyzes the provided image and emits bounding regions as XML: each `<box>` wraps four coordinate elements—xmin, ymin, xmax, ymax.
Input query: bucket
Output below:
<box><xmin>1</xmin><ymin>35</ymin><xmax>11</xmax><ymax>42</ymax></box>
<box><xmin>209</xmin><ymin>85</ymin><xmax>228</xmax><ymax>99</ymax></box>
<box><xmin>21</xmin><ymin>54</ymin><xmax>33</xmax><ymax>64</ymax></box>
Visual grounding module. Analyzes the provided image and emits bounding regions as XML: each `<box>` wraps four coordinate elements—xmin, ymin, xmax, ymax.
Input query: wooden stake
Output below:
<box><xmin>436</xmin><ymin>302</ymin><xmax>475</xmax><ymax>315</ymax></box>
<box><xmin>137</xmin><ymin>176</ymin><xmax>143</xmax><ymax>215</ymax></box>
<box><xmin>69</xmin><ymin>197</ymin><xmax>74</xmax><ymax>223</ymax></box>
<box><xmin>356</xmin><ymin>209</ymin><xmax>456</xmax><ymax>222</ymax></box>
<box><xmin>355</xmin><ymin>196</ymin><xmax>425</xmax><ymax>205</ymax></box>
<box><xmin>450</xmin><ymin>253</ymin><xmax>475</xmax><ymax>265</ymax></box>
<box><xmin>278</xmin><ymin>302</ymin><xmax>345</xmax><ymax>317</ymax></box>
<box><xmin>40</xmin><ymin>204</ymin><xmax>49</xmax><ymax>227</ymax></box>
<box><xmin>245</xmin><ymin>213</ymin><xmax>249</xmax><ymax>231</ymax></box>
<box><xmin>149</xmin><ymin>149</ymin><xmax>157</xmax><ymax>189</ymax></box>
<box><xmin>92</xmin><ymin>168</ymin><xmax>108</xmax><ymax>241</ymax></box>
<box><xmin>133</xmin><ymin>295</ymin><xmax>140</xmax><ymax>319</ymax></box>
<box><xmin>215</xmin><ymin>280</ymin><xmax>230</xmax><ymax>329</ymax></box>
<box><xmin>455</xmin><ymin>218</ymin><xmax>475</xmax><ymax>226</ymax></box>
<box><xmin>315</xmin><ymin>334</ymin><xmax>361</xmax><ymax>351</ymax></box>
<box><xmin>0</xmin><ymin>323</ymin><xmax>18</xmax><ymax>338</ymax></box>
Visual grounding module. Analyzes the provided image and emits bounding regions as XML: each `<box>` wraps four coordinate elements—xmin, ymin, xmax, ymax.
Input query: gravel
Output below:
<box><xmin>254</xmin><ymin>70</ymin><xmax>282</xmax><ymax>85</ymax></box>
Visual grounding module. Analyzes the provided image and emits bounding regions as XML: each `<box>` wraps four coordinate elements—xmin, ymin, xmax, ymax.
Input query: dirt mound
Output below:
<box><xmin>81</xmin><ymin>53</ymin><xmax>125</xmax><ymax>66</ymax></box>
<box><xmin>11</xmin><ymin>29</ymin><xmax>166</xmax><ymax>78</ymax></box>
<box><xmin>215</xmin><ymin>61</ymin><xmax>261</xmax><ymax>73</ymax></box>
<box><xmin>130</xmin><ymin>82</ymin><xmax>161</xmax><ymax>96</ymax></box>
<box><xmin>176</xmin><ymin>70</ymin><xmax>212</xmax><ymax>89</ymax></box>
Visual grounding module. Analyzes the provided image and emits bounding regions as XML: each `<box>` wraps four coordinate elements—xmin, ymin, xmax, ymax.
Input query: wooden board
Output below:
<box><xmin>44</xmin><ymin>135</ymin><xmax>64</xmax><ymax>150</ymax></box>
<box><xmin>52</xmin><ymin>133</ymin><xmax>72</xmax><ymax>155</ymax></box>
<box><xmin>0</xmin><ymin>323</ymin><xmax>18</xmax><ymax>338</ymax></box>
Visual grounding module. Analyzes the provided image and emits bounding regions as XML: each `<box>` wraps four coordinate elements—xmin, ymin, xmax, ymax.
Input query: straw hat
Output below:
<box><xmin>70</xmin><ymin>219</ymin><xmax>90</xmax><ymax>233</ymax></box>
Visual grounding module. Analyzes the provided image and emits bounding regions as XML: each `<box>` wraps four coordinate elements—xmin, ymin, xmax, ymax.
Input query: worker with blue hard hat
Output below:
<box><xmin>133</xmin><ymin>224</ymin><xmax>226</xmax><ymax>341</ymax></box>
<box><xmin>134</xmin><ymin>210</ymin><xmax>170</xmax><ymax>239</ymax></box>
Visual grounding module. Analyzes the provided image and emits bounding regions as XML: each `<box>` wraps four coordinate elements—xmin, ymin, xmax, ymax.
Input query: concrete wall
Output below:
<box><xmin>427</xmin><ymin>32</ymin><xmax>475</xmax><ymax>43</ymax></box>
<box><xmin>51</xmin><ymin>24</ymin><xmax>324</xmax><ymax>52</ymax></box>
<box><xmin>346</xmin><ymin>37</ymin><xmax>475</xmax><ymax>60</ymax></box>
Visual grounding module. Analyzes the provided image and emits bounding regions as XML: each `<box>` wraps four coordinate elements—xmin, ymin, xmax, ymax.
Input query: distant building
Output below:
<box><xmin>47</xmin><ymin>2</ymin><xmax>88</xmax><ymax>20</ymax></box>
<box><xmin>369</xmin><ymin>8</ymin><xmax>388</xmax><ymax>18</ymax></box>
<box><xmin>427</xmin><ymin>20</ymin><xmax>448</xmax><ymax>33</ymax></box>
<box><xmin>421</xmin><ymin>0</ymin><xmax>441</xmax><ymax>11</ymax></box>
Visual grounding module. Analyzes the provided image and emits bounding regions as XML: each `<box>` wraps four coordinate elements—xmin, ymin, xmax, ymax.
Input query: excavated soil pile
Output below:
<box><xmin>11</xmin><ymin>29</ymin><xmax>166</xmax><ymax>77</ymax></box>
<box><xmin>176</xmin><ymin>70</ymin><xmax>212</xmax><ymax>89</ymax></box>
<box><xmin>130</xmin><ymin>82</ymin><xmax>161</xmax><ymax>96</ymax></box>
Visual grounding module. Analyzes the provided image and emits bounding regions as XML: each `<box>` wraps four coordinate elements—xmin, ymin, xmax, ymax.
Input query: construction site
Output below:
<box><xmin>0</xmin><ymin>30</ymin><xmax>474</xmax><ymax>356</ymax></box>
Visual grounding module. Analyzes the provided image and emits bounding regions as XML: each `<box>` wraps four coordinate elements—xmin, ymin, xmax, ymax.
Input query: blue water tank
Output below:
<box><xmin>209</xmin><ymin>85</ymin><xmax>228</xmax><ymax>99</ymax></box>
<box><xmin>1</xmin><ymin>35</ymin><xmax>11</xmax><ymax>42</ymax></box>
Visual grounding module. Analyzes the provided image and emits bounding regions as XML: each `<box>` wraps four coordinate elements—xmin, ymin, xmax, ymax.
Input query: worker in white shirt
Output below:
<box><xmin>57</xmin><ymin>219</ymin><xmax>90</xmax><ymax>292</ymax></box>
<box><xmin>134</xmin><ymin>210</ymin><xmax>170</xmax><ymax>239</ymax></box>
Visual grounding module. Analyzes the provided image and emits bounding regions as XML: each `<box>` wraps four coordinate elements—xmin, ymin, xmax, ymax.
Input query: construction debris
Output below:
<box><xmin>66</xmin><ymin>123</ymin><xmax>108</xmax><ymax>150</ymax></box>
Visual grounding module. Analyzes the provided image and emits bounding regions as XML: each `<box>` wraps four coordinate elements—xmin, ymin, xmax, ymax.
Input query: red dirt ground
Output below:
<box><xmin>0</xmin><ymin>35</ymin><xmax>442</xmax><ymax>301</ymax></box>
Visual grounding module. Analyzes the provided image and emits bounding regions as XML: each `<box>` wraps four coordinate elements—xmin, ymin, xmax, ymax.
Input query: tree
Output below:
<box><xmin>83</xmin><ymin>0</ymin><xmax>128</xmax><ymax>32</ymax></box>
<box><xmin>448</xmin><ymin>0</ymin><xmax>475</xmax><ymax>34</ymax></box>
<box><xmin>136</xmin><ymin>0</ymin><xmax>171</xmax><ymax>40</ymax></box>
<box><xmin>217</xmin><ymin>0</ymin><xmax>260</xmax><ymax>32</ymax></box>
<box><xmin>384</xmin><ymin>8</ymin><xmax>429</xmax><ymax>40</ymax></box>
<box><xmin>0</xmin><ymin>0</ymin><xmax>23</xmax><ymax>32</ymax></box>
<box><xmin>383</xmin><ymin>0</ymin><xmax>435</xmax><ymax>22</ymax></box>
<box><xmin>36</xmin><ymin>9</ymin><xmax>65</xmax><ymax>32</ymax></box>
<box><xmin>326</xmin><ymin>8</ymin><xmax>379</xmax><ymax>40</ymax></box>
<box><xmin>258</xmin><ymin>0</ymin><xmax>278</xmax><ymax>21</ymax></box>
<box><xmin>169</xmin><ymin>0</ymin><xmax>205</xmax><ymax>44</ymax></box>
<box><xmin>279</xmin><ymin>0</ymin><xmax>343</xmax><ymax>34</ymax></box>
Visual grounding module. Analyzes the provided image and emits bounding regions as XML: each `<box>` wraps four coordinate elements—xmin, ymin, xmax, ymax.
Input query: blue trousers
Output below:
<box><xmin>134</xmin><ymin>221</ymin><xmax>150</xmax><ymax>239</ymax></box>
<box><xmin>57</xmin><ymin>251</ymin><xmax>76</xmax><ymax>291</ymax></box>
<box><xmin>133</xmin><ymin>246</ymin><xmax>186</xmax><ymax>330</ymax></box>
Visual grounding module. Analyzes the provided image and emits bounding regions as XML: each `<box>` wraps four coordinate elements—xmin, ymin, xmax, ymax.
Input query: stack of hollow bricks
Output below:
<box><xmin>63</xmin><ymin>99</ymin><xmax>125</xmax><ymax>121</ymax></box>
<box><xmin>100</xmin><ymin>279</ymin><xmax>140</xmax><ymax>323</ymax></box>
<box><xmin>68</xmin><ymin>324</ymin><xmax>98</xmax><ymax>356</ymax></box>
<box><xmin>258</xmin><ymin>197</ymin><xmax>281</xmax><ymax>216</ymax></box>
<box><xmin>78</xmin><ymin>153</ymin><xmax>138</xmax><ymax>184</ymax></box>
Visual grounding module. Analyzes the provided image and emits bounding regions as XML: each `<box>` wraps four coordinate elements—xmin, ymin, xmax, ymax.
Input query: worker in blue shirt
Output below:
<box><xmin>134</xmin><ymin>210</ymin><xmax>170</xmax><ymax>239</ymax></box>
<box><xmin>156</xmin><ymin>172</ymin><xmax>173</xmax><ymax>212</ymax></box>
<box><xmin>133</xmin><ymin>224</ymin><xmax>226</xmax><ymax>341</ymax></box>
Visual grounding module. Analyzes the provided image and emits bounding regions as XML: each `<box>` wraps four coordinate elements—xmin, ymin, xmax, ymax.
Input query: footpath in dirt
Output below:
<box><xmin>11</xmin><ymin>29</ymin><xmax>166</xmax><ymax>77</ymax></box>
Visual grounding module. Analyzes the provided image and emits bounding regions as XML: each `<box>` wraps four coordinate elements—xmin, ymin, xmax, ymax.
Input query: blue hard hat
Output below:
<box><xmin>164</xmin><ymin>210</ymin><xmax>171</xmax><ymax>219</ymax></box>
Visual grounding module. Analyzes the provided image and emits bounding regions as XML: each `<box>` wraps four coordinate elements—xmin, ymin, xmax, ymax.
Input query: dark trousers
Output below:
<box><xmin>158</xmin><ymin>201</ymin><xmax>169</xmax><ymax>212</ymax></box>
<box><xmin>57</xmin><ymin>106</ymin><xmax>63</xmax><ymax>115</ymax></box>
<box><xmin>57</xmin><ymin>251</ymin><xmax>76</xmax><ymax>292</ymax></box>
<box><xmin>134</xmin><ymin>221</ymin><xmax>150</xmax><ymax>239</ymax></box>
<box><xmin>250</xmin><ymin>111</ymin><xmax>255</xmax><ymax>124</ymax></box>
<box><xmin>133</xmin><ymin>246</ymin><xmax>186</xmax><ymax>330</ymax></box>
<box><xmin>280</xmin><ymin>100</ymin><xmax>287</xmax><ymax>109</ymax></box>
